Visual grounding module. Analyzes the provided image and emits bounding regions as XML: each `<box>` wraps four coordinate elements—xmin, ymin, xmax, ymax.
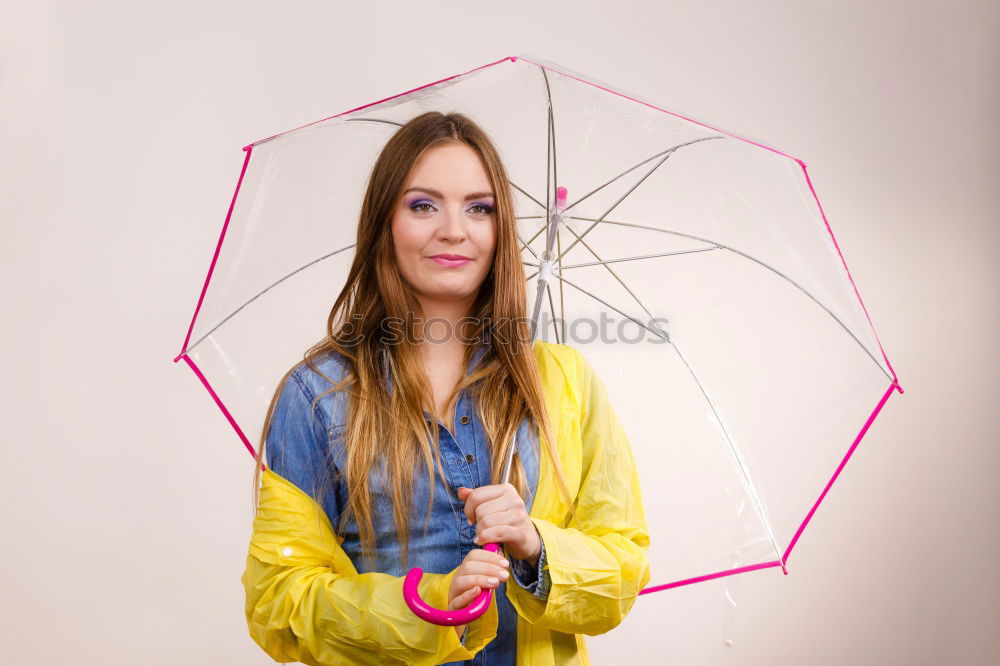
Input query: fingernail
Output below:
<box><xmin>499</xmin><ymin>570</ymin><xmax>509</xmax><ymax>580</ymax></box>
<box><xmin>489</xmin><ymin>577</ymin><xmax>499</xmax><ymax>585</ymax></box>
<box><xmin>499</xmin><ymin>559</ymin><xmax>509</xmax><ymax>567</ymax></box>
<box><xmin>473</xmin><ymin>535</ymin><xmax>480</xmax><ymax>544</ymax></box>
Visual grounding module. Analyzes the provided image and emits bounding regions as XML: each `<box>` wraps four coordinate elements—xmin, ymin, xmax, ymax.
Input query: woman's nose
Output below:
<box><xmin>437</xmin><ymin>207</ymin><xmax>467</xmax><ymax>241</ymax></box>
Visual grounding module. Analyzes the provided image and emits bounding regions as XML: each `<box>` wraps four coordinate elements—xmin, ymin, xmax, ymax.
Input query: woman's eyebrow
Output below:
<box><xmin>404</xmin><ymin>186</ymin><xmax>494</xmax><ymax>200</ymax></box>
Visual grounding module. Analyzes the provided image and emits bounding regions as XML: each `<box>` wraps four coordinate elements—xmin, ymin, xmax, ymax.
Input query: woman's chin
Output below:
<box><xmin>418</xmin><ymin>284</ymin><xmax>478</xmax><ymax>304</ymax></box>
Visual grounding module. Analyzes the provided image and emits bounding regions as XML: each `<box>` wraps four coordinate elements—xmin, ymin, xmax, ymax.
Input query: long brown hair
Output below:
<box><xmin>252</xmin><ymin>111</ymin><xmax>576</xmax><ymax>570</ymax></box>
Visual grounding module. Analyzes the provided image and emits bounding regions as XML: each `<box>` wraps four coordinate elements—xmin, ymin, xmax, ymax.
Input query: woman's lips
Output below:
<box><xmin>428</xmin><ymin>255</ymin><xmax>471</xmax><ymax>267</ymax></box>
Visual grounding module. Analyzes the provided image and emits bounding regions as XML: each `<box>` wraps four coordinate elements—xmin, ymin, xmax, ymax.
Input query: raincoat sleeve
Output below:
<box><xmin>506</xmin><ymin>348</ymin><xmax>651</xmax><ymax>636</ymax></box>
<box><xmin>241</xmin><ymin>372</ymin><xmax>498</xmax><ymax>666</ymax></box>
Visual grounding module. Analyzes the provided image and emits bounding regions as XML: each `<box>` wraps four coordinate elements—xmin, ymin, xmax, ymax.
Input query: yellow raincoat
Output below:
<box><xmin>242</xmin><ymin>340</ymin><xmax>651</xmax><ymax>665</ymax></box>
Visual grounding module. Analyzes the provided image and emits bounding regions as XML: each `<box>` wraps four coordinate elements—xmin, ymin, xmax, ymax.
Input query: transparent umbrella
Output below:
<box><xmin>174</xmin><ymin>53</ymin><xmax>903</xmax><ymax>627</ymax></box>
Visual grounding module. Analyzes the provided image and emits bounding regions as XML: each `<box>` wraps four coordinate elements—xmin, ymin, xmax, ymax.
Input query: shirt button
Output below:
<box><xmin>460</xmin><ymin>415</ymin><xmax>470</xmax><ymax>425</ymax></box>
<box><xmin>466</xmin><ymin>453</ymin><xmax>475</xmax><ymax>463</ymax></box>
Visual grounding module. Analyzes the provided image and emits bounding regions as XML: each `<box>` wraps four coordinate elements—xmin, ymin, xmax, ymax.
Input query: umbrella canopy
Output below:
<box><xmin>175</xmin><ymin>53</ymin><xmax>902</xmax><ymax>597</ymax></box>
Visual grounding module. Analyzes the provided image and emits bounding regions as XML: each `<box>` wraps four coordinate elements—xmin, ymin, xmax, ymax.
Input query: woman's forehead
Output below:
<box><xmin>406</xmin><ymin>143</ymin><xmax>493</xmax><ymax>196</ymax></box>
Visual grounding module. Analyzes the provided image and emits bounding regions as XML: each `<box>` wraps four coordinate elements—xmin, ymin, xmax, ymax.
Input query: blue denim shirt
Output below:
<box><xmin>264</xmin><ymin>345</ymin><xmax>551</xmax><ymax>665</ymax></box>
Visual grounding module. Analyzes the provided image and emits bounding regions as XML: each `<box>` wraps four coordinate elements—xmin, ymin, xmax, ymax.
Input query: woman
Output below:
<box><xmin>242</xmin><ymin>111</ymin><xmax>651</xmax><ymax>666</ymax></box>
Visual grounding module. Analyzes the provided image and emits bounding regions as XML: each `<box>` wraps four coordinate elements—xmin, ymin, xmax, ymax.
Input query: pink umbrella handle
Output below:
<box><xmin>403</xmin><ymin>542</ymin><xmax>500</xmax><ymax>626</ymax></box>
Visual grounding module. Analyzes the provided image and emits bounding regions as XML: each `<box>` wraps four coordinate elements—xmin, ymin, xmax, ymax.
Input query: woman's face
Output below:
<box><xmin>391</xmin><ymin>141</ymin><xmax>497</xmax><ymax>312</ymax></box>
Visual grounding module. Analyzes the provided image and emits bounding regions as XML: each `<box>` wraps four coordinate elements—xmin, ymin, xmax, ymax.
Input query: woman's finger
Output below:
<box><xmin>476</xmin><ymin>525</ymin><xmax>516</xmax><ymax>547</ymax></box>
<box><xmin>465</xmin><ymin>548</ymin><xmax>510</xmax><ymax>569</ymax></box>
<box><xmin>472</xmin><ymin>494</ymin><xmax>521</xmax><ymax>523</ymax></box>
<box><xmin>457</xmin><ymin>573</ymin><xmax>503</xmax><ymax>591</ymax></box>
<box><xmin>449</xmin><ymin>585</ymin><xmax>481</xmax><ymax>610</ymax></box>
<box><xmin>462</xmin><ymin>559</ymin><xmax>510</xmax><ymax>580</ymax></box>
<box><xmin>476</xmin><ymin>508</ymin><xmax>520</xmax><ymax>532</ymax></box>
<box><xmin>459</xmin><ymin>484</ymin><xmax>510</xmax><ymax>524</ymax></box>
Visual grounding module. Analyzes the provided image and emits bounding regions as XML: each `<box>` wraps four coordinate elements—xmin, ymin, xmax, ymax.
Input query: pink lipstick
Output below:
<box><xmin>428</xmin><ymin>254</ymin><xmax>471</xmax><ymax>267</ymax></box>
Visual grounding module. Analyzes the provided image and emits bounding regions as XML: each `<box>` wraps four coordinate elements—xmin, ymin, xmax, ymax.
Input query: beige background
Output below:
<box><xmin>2</xmin><ymin>1</ymin><xmax>997</xmax><ymax>664</ymax></box>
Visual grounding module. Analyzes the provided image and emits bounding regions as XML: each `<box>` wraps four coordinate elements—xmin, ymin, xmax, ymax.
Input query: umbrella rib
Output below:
<box><xmin>344</xmin><ymin>117</ymin><xmax>403</xmax><ymax>128</ymax></box>
<box><xmin>523</xmin><ymin>220</ymin><xmax>548</xmax><ymax>247</ymax></box>
<box><xmin>510</xmin><ymin>182</ymin><xmax>547</xmax><ymax>212</ymax></box>
<box><xmin>514</xmin><ymin>215</ymin><xmax>549</xmax><ymax>270</ymax></box>
<box><xmin>545</xmin><ymin>272</ymin><xmax>669</xmax><ymax>343</ymax></box>
<box><xmin>669</xmin><ymin>339</ymin><xmax>787</xmax><ymax>566</ymax></box>
<box><xmin>543</xmin><ymin>66</ymin><xmax>554</xmax><ymax>229</ymax></box>
<box><xmin>518</xmin><ymin>231</ymin><xmax>539</xmax><ymax>260</ymax></box>
<box><xmin>557</xmin><ymin>222</ymin><xmax>676</xmax><ymax>338</ymax></box>
<box><xmin>183</xmin><ymin>244</ymin><xmax>356</xmax><ymax>355</ymax></box>
<box><xmin>557</xmin><ymin>246</ymin><xmax>720</xmax><ymax>269</ymax></box>
<box><xmin>580</xmin><ymin>216</ymin><xmax>892</xmax><ymax>382</ymax></box>
<box><xmin>555</xmin><ymin>136</ymin><xmax>724</xmax><ymax>264</ymax></box>
<box><xmin>554</xmin><ymin>151</ymin><xmax>672</xmax><ymax>264</ymax></box>
<box><xmin>542</xmin><ymin>67</ymin><xmax>566</xmax><ymax>342</ymax></box>
<box><xmin>561</xmin><ymin>135</ymin><xmax>724</xmax><ymax>215</ymax></box>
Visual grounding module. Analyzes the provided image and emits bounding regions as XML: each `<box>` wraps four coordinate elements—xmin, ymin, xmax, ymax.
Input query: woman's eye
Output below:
<box><xmin>410</xmin><ymin>200</ymin><xmax>435</xmax><ymax>213</ymax></box>
<box><xmin>469</xmin><ymin>203</ymin><xmax>495</xmax><ymax>216</ymax></box>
